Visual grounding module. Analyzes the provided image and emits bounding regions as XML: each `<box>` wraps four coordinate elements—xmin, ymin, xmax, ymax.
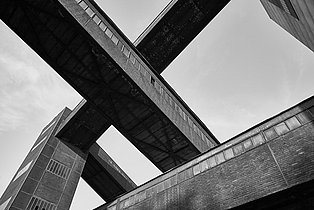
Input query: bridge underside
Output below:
<box><xmin>135</xmin><ymin>0</ymin><xmax>231</xmax><ymax>73</ymax></box>
<box><xmin>0</xmin><ymin>0</ymin><xmax>207</xmax><ymax>172</ymax></box>
<box><xmin>0</xmin><ymin>0</ymin><xmax>229</xmax><ymax>204</ymax></box>
<box><xmin>55</xmin><ymin>0</ymin><xmax>228</xmax><ymax>158</ymax></box>
<box><xmin>57</xmin><ymin>100</ymin><xmax>111</xmax><ymax>152</ymax></box>
<box><xmin>82</xmin><ymin>143</ymin><xmax>137</xmax><ymax>202</ymax></box>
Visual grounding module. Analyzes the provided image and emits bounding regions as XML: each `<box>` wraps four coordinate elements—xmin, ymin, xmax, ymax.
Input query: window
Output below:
<box><xmin>179</xmin><ymin>108</ymin><xmax>184</xmax><ymax>118</ymax></box>
<box><xmin>233</xmin><ymin>144</ymin><xmax>244</xmax><ymax>155</ymax></box>
<box><xmin>224</xmin><ymin>148</ymin><xmax>234</xmax><ymax>160</ymax></box>
<box><xmin>175</xmin><ymin>103</ymin><xmax>179</xmax><ymax>112</ymax></box>
<box><xmin>197</xmin><ymin>127</ymin><xmax>201</xmax><ymax>136</ymax></box>
<box><xmin>93</xmin><ymin>15</ymin><xmax>101</xmax><ymax>25</ymax></box>
<box><xmin>252</xmin><ymin>134</ymin><xmax>265</xmax><ymax>146</ymax></box>
<box><xmin>79</xmin><ymin>1</ymin><xmax>88</xmax><ymax>10</ymax></box>
<box><xmin>111</xmin><ymin>34</ymin><xmax>119</xmax><ymax>45</ymax></box>
<box><xmin>130</xmin><ymin>53</ymin><xmax>136</xmax><ymax>64</ymax></box>
<box><xmin>243</xmin><ymin>139</ymin><xmax>253</xmax><ymax>150</ymax></box>
<box><xmin>105</xmin><ymin>28</ymin><xmax>113</xmax><ymax>38</ymax></box>
<box><xmin>205</xmin><ymin>137</ymin><xmax>211</xmax><ymax>146</ymax></box>
<box><xmin>182</xmin><ymin>111</ymin><xmax>186</xmax><ymax>120</ymax></box>
<box><xmin>264</xmin><ymin>127</ymin><xmax>279</xmax><ymax>141</ymax></box>
<box><xmin>99</xmin><ymin>22</ymin><xmax>107</xmax><ymax>31</ymax></box>
<box><xmin>269</xmin><ymin>0</ymin><xmax>299</xmax><ymax>19</ymax></box>
<box><xmin>216</xmin><ymin>153</ymin><xmax>225</xmax><ymax>164</ymax></box>
<box><xmin>150</xmin><ymin>76</ymin><xmax>155</xmax><ymax>85</ymax></box>
<box><xmin>85</xmin><ymin>8</ymin><xmax>95</xmax><ymax>17</ymax></box>
<box><xmin>207</xmin><ymin>156</ymin><xmax>217</xmax><ymax>168</ymax></box>
<box><xmin>122</xmin><ymin>46</ymin><xmax>130</xmax><ymax>57</ymax></box>
<box><xmin>188</xmin><ymin>117</ymin><xmax>193</xmax><ymax>127</ymax></box>
<box><xmin>285</xmin><ymin>116</ymin><xmax>301</xmax><ymax>130</ymax></box>
<box><xmin>274</xmin><ymin>122</ymin><xmax>290</xmax><ymax>135</ymax></box>
<box><xmin>201</xmin><ymin>133</ymin><xmax>205</xmax><ymax>141</ymax></box>
<box><xmin>193</xmin><ymin>164</ymin><xmax>201</xmax><ymax>175</ymax></box>
<box><xmin>200</xmin><ymin>160</ymin><xmax>209</xmax><ymax>172</ymax></box>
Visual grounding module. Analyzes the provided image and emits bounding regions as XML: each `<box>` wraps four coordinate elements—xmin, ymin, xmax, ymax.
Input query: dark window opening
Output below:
<box><xmin>150</xmin><ymin>77</ymin><xmax>155</xmax><ymax>85</ymax></box>
<box><xmin>269</xmin><ymin>0</ymin><xmax>299</xmax><ymax>19</ymax></box>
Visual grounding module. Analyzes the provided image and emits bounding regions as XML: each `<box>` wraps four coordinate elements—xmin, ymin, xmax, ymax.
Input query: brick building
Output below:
<box><xmin>0</xmin><ymin>0</ymin><xmax>314</xmax><ymax>209</ymax></box>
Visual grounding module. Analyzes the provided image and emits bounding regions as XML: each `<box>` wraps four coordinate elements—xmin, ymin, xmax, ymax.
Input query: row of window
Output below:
<box><xmin>119</xmin><ymin>175</ymin><xmax>177</xmax><ymax>209</ymax></box>
<box><xmin>12</xmin><ymin>161</ymin><xmax>33</xmax><ymax>183</ymax></box>
<box><xmin>107</xmin><ymin>107</ymin><xmax>314</xmax><ymax>209</ymax></box>
<box><xmin>75</xmin><ymin>0</ymin><xmax>213</xmax><ymax>148</ymax></box>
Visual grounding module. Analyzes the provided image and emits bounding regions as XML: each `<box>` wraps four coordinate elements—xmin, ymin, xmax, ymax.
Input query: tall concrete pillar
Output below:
<box><xmin>0</xmin><ymin>108</ymin><xmax>87</xmax><ymax>210</ymax></box>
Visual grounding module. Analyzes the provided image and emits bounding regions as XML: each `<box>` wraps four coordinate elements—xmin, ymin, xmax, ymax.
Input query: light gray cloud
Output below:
<box><xmin>0</xmin><ymin>51</ymin><xmax>80</xmax><ymax>133</ymax></box>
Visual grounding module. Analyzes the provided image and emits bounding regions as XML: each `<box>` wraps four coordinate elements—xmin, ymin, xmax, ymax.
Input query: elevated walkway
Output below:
<box><xmin>0</xmin><ymin>0</ymin><xmax>220</xmax><ymax>172</ymax></box>
<box><xmin>95</xmin><ymin>96</ymin><xmax>314</xmax><ymax>209</ymax></box>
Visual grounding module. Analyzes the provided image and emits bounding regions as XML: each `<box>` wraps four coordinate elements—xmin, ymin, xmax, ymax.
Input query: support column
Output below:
<box><xmin>0</xmin><ymin>108</ymin><xmax>87</xmax><ymax>210</ymax></box>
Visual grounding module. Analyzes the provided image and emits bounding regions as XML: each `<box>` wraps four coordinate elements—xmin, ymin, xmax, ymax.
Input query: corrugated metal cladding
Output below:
<box><xmin>261</xmin><ymin>0</ymin><xmax>314</xmax><ymax>52</ymax></box>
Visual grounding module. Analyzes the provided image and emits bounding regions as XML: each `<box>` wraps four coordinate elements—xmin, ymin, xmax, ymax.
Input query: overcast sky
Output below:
<box><xmin>0</xmin><ymin>0</ymin><xmax>314</xmax><ymax>209</ymax></box>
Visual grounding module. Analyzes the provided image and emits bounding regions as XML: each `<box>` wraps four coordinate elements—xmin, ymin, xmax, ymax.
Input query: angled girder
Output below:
<box><xmin>57</xmin><ymin>99</ymin><xmax>111</xmax><ymax>152</ymax></box>
<box><xmin>0</xmin><ymin>0</ymin><xmax>220</xmax><ymax>172</ymax></box>
<box><xmin>48</xmin><ymin>0</ymin><xmax>228</xmax><ymax>170</ymax></box>
<box><xmin>134</xmin><ymin>0</ymin><xmax>231</xmax><ymax>73</ymax></box>
<box><xmin>82</xmin><ymin>143</ymin><xmax>137</xmax><ymax>202</ymax></box>
<box><xmin>56</xmin><ymin>0</ymin><xmax>230</xmax><ymax>158</ymax></box>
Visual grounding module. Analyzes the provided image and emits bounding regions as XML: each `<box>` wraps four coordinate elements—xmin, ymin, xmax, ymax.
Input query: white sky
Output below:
<box><xmin>0</xmin><ymin>0</ymin><xmax>314</xmax><ymax>209</ymax></box>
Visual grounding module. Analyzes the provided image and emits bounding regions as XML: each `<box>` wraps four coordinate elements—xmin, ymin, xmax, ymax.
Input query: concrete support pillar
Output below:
<box><xmin>0</xmin><ymin>108</ymin><xmax>87</xmax><ymax>210</ymax></box>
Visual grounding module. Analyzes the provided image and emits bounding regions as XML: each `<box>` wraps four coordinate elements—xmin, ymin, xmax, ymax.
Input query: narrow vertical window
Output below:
<box><xmin>150</xmin><ymin>76</ymin><xmax>155</xmax><ymax>85</ymax></box>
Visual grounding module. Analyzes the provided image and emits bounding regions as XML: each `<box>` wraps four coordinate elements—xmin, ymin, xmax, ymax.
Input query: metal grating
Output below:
<box><xmin>46</xmin><ymin>159</ymin><xmax>70</xmax><ymax>179</ymax></box>
<box><xmin>27</xmin><ymin>196</ymin><xmax>56</xmax><ymax>210</ymax></box>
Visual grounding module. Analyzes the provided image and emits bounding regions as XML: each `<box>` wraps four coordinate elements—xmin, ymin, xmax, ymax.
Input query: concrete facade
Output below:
<box><xmin>261</xmin><ymin>0</ymin><xmax>314</xmax><ymax>52</ymax></box>
<box><xmin>96</xmin><ymin>96</ymin><xmax>314</xmax><ymax>210</ymax></box>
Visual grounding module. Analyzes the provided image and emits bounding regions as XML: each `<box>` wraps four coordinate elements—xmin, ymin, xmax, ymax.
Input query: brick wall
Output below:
<box><xmin>96</xmin><ymin>96</ymin><xmax>314</xmax><ymax>210</ymax></box>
